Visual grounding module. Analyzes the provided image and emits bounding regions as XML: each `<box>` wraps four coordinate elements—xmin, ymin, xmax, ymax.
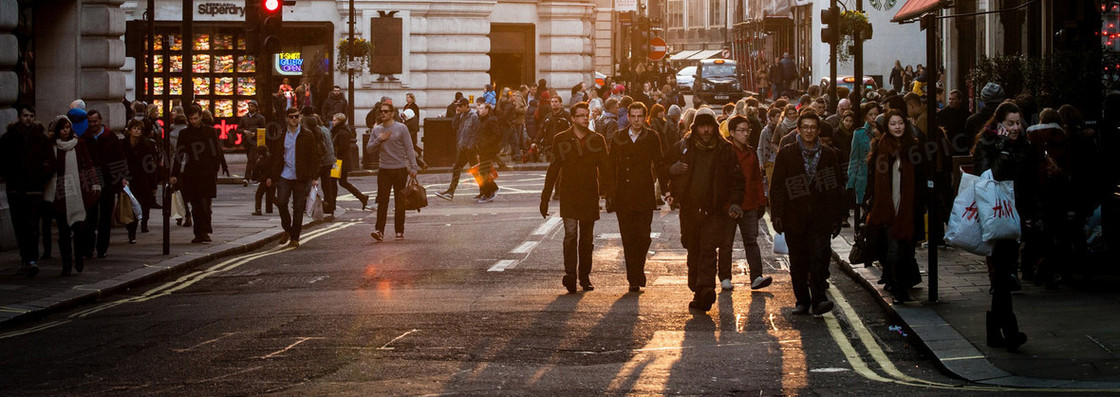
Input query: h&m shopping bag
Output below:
<box><xmin>975</xmin><ymin>169</ymin><xmax>1021</xmax><ymax>242</ymax></box>
<box><xmin>945</xmin><ymin>170</ymin><xmax>993</xmax><ymax>255</ymax></box>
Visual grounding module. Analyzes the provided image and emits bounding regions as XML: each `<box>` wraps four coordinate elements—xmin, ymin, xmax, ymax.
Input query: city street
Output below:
<box><xmin>0</xmin><ymin>171</ymin><xmax>992</xmax><ymax>395</ymax></box>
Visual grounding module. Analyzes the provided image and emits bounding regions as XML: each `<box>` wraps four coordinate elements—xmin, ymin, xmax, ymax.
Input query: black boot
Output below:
<box><xmin>60</xmin><ymin>259</ymin><xmax>72</xmax><ymax>276</ymax></box>
<box><xmin>985</xmin><ymin>311</ymin><xmax>1005</xmax><ymax>347</ymax></box>
<box><xmin>1002</xmin><ymin>313</ymin><xmax>1027</xmax><ymax>352</ymax></box>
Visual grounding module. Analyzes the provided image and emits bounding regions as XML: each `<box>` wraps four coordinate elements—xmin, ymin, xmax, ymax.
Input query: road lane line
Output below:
<box><xmin>259</xmin><ymin>337</ymin><xmax>324</xmax><ymax>359</ymax></box>
<box><xmin>510</xmin><ymin>241</ymin><xmax>538</xmax><ymax>254</ymax></box>
<box><xmin>487</xmin><ymin>260</ymin><xmax>517</xmax><ymax>272</ymax></box>
<box><xmin>172</xmin><ymin>332</ymin><xmax>238</xmax><ymax>353</ymax></box>
<box><xmin>531</xmin><ymin>216</ymin><xmax>563</xmax><ymax>236</ymax></box>
<box><xmin>379</xmin><ymin>329</ymin><xmax>419</xmax><ymax>350</ymax></box>
<box><xmin>0</xmin><ymin>319</ymin><xmax>71</xmax><ymax>339</ymax></box>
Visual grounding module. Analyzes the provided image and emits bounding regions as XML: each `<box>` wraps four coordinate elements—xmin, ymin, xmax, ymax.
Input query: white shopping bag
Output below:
<box><xmin>305</xmin><ymin>184</ymin><xmax>324</xmax><ymax>221</ymax></box>
<box><xmin>944</xmin><ymin>170</ymin><xmax>993</xmax><ymax>255</ymax></box>
<box><xmin>122</xmin><ymin>186</ymin><xmax>143</xmax><ymax>222</ymax></box>
<box><xmin>170</xmin><ymin>190</ymin><xmax>187</xmax><ymax>220</ymax></box>
<box><xmin>975</xmin><ymin>169</ymin><xmax>1021</xmax><ymax>242</ymax></box>
<box><xmin>773</xmin><ymin>233</ymin><xmax>789</xmax><ymax>255</ymax></box>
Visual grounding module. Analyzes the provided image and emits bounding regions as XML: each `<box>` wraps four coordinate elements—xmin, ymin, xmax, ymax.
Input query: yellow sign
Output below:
<box><xmin>330</xmin><ymin>159</ymin><xmax>343</xmax><ymax>178</ymax></box>
<box><xmin>257</xmin><ymin>128</ymin><xmax>266</xmax><ymax>147</ymax></box>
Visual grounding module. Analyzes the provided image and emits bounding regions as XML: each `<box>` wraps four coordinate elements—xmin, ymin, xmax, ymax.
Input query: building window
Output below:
<box><xmin>689</xmin><ymin>0</ymin><xmax>704</xmax><ymax>28</ymax></box>
<box><xmin>709</xmin><ymin>0</ymin><xmax>723</xmax><ymax>27</ymax></box>
<box><xmin>667</xmin><ymin>0</ymin><xmax>684</xmax><ymax>30</ymax></box>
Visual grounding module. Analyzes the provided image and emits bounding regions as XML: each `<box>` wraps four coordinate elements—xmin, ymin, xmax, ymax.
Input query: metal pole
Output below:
<box><xmin>924</xmin><ymin>13</ymin><xmax>939</xmax><ymax>302</ymax></box>
<box><xmin>828</xmin><ymin>0</ymin><xmax>837</xmax><ymax>109</ymax></box>
<box><xmin>348</xmin><ymin>0</ymin><xmax>355</xmax><ymax>134</ymax></box>
<box><xmin>853</xmin><ymin>0</ymin><xmax>863</xmax><ymax>120</ymax></box>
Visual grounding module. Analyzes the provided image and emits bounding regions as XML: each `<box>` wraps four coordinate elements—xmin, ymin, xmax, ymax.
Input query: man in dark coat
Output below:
<box><xmin>541</xmin><ymin>101</ymin><xmax>614</xmax><ymax>294</ymax></box>
<box><xmin>667</xmin><ymin>107</ymin><xmax>745</xmax><ymax>313</ymax></box>
<box><xmin>267</xmin><ymin>107</ymin><xmax>324</xmax><ymax>248</ymax></box>
<box><xmin>1</xmin><ymin>105</ymin><xmax>53</xmax><ymax>276</ymax></box>
<box><xmin>81</xmin><ymin>109</ymin><xmax>129</xmax><ymax>258</ymax></box>
<box><xmin>770</xmin><ymin>109</ymin><xmax>845</xmax><ymax>315</ymax></box>
<box><xmin>609</xmin><ymin>102</ymin><xmax>670</xmax><ymax>292</ymax></box>
<box><xmin>238</xmin><ymin>100</ymin><xmax>268</xmax><ymax>185</ymax></box>
<box><xmin>938</xmin><ymin>89</ymin><xmax>971</xmax><ymax>154</ymax></box>
<box><xmin>321</xmin><ymin>86</ymin><xmax>348</xmax><ymax>123</ymax></box>
<box><xmin>170</xmin><ymin>104</ymin><xmax>223</xmax><ymax>243</ymax></box>
<box><xmin>964</xmin><ymin>82</ymin><xmax>1005</xmax><ymax>147</ymax></box>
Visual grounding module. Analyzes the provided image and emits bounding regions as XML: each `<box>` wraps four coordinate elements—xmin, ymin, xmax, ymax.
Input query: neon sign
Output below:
<box><xmin>275</xmin><ymin>52</ymin><xmax>303</xmax><ymax>75</ymax></box>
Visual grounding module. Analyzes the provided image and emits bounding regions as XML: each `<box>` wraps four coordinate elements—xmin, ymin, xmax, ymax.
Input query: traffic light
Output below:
<box><xmin>820</xmin><ymin>6</ymin><xmax>839</xmax><ymax>45</ymax></box>
<box><xmin>259</xmin><ymin>0</ymin><xmax>283</xmax><ymax>54</ymax></box>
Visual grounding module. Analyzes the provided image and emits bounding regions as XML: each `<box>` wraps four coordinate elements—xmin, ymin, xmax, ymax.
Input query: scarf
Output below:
<box><xmin>43</xmin><ymin>138</ymin><xmax>87</xmax><ymax>227</ymax></box>
<box><xmin>796</xmin><ymin>134</ymin><xmax>821</xmax><ymax>182</ymax></box>
<box><xmin>868</xmin><ymin>136</ymin><xmax>916</xmax><ymax>241</ymax></box>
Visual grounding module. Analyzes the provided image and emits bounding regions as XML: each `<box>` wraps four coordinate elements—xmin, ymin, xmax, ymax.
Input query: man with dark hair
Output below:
<box><xmin>2</xmin><ymin>105</ymin><xmax>52</xmax><ymax>276</ymax></box>
<box><xmin>435</xmin><ymin>98</ymin><xmax>480</xmax><ymax>200</ymax></box>
<box><xmin>367</xmin><ymin>101</ymin><xmax>419</xmax><ymax>241</ymax></box>
<box><xmin>266</xmin><ymin>107</ymin><xmax>324</xmax><ymax>248</ymax></box>
<box><xmin>171</xmin><ymin>105</ymin><xmax>223</xmax><ymax>244</ymax></box>
<box><xmin>238</xmin><ymin>100</ymin><xmax>267</xmax><ymax>187</ymax></box>
<box><xmin>938</xmin><ymin>89</ymin><xmax>971</xmax><ymax>154</ymax></box>
<box><xmin>321</xmin><ymin>86</ymin><xmax>348</xmax><ymax>123</ymax></box>
<box><xmin>82</xmin><ymin>109</ymin><xmax>129</xmax><ymax>258</ymax></box>
<box><xmin>541</xmin><ymin>101</ymin><xmax>614</xmax><ymax>293</ymax></box>
<box><xmin>722</xmin><ymin>116</ymin><xmax>772</xmax><ymax>291</ymax></box>
<box><xmin>446</xmin><ymin>92</ymin><xmax>464</xmax><ymax>118</ymax></box>
<box><xmin>609</xmin><ymin>102</ymin><xmax>670</xmax><ymax>292</ymax></box>
<box><xmin>668</xmin><ymin>107</ymin><xmax>745</xmax><ymax>312</ymax></box>
<box><xmin>770</xmin><ymin>110</ymin><xmax>845</xmax><ymax>315</ymax></box>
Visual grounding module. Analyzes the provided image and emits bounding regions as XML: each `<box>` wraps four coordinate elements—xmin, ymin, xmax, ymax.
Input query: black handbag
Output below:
<box><xmin>849</xmin><ymin>225</ymin><xmax>877</xmax><ymax>265</ymax></box>
<box><xmin>399</xmin><ymin>176</ymin><xmax>428</xmax><ymax>211</ymax></box>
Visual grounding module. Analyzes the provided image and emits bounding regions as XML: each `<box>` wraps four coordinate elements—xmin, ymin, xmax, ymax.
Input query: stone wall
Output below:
<box><xmin>80</xmin><ymin>0</ymin><xmax>128</xmax><ymax>130</ymax></box>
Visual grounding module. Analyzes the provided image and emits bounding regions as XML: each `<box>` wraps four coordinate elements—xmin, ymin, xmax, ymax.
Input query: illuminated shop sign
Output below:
<box><xmin>196</xmin><ymin>2</ymin><xmax>245</xmax><ymax>19</ymax></box>
<box><xmin>275</xmin><ymin>52</ymin><xmax>303</xmax><ymax>75</ymax></box>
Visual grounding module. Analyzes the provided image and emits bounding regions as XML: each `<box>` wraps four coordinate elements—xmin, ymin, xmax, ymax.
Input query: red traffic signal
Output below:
<box><xmin>263</xmin><ymin>0</ymin><xmax>280</xmax><ymax>12</ymax></box>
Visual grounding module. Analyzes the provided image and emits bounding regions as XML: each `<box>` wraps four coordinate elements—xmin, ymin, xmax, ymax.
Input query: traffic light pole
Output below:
<box><xmin>853</xmin><ymin>0</ymin><xmax>863</xmax><ymax>121</ymax></box>
<box><xmin>924</xmin><ymin>13</ymin><xmax>939</xmax><ymax>303</ymax></box>
<box><xmin>348</xmin><ymin>0</ymin><xmax>355</xmax><ymax>134</ymax></box>
<box><xmin>828</xmin><ymin>0</ymin><xmax>838</xmax><ymax>110</ymax></box>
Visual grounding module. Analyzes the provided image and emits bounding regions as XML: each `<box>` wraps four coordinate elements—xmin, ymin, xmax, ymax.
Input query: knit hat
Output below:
<box><xmin>668</xmin><ymin>104</ymin><xmax>682</xmax><ymax>117</ymax></box>
<box><xmin>980</xmin><ymin>82</ymin><xmax>1005</xmax><ymax>103</ymax></box>
<box><xmin>691</xmin><ymin>107</ymin><xmax>719</xmax><ymax>130</ymax></box>
<box><xmin>66</xmin><ymin>108</ymin><xmax>88</xmax><ymax>137</ymax></box>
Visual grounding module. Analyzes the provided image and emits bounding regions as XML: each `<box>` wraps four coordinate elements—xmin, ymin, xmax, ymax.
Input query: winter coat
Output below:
<box><xmin>540</xmin><ymin>109</ymin><xmax>573</xmax><ymax>148</ymax></box>
<box><xmin>238</xmin><ymin>112</ymin><xmax>267</xmax><ymax>149</ymax></box>
<box><xmin>250</xmin><ymin>148</ymin><xmax>272</xmax><ymax>182</ymax></box>
<box><xmin>595</xmin><ymin>112</ymin><xmax>619</xmax><ymax>146</ymax></box>
<box><xmin>82</xmin><ymin>126</ymin><xmax>130</xmax><ymax>194</ymax></box>
<box><xmin>668</xmin><ymin>135</ymin><xmax>745</xmax><ymax>215</ymax></box>
<box><xmin>769</xmin><ymin>139</ymin><xmax>845</xmax><ymax>236</ymax></box>
<box><xmin>731</xmin><ymin>143</ymin><xmax>767</xmax><ymax>211</ymax></box>
<box><xmin>267</xmin><ymin>125</ymin><xmax>325</xmax><ymax>182</ymax></box>
<box><xmin>971</xmin><ymin>126</ymin><xmax>1041</xmax><ymax>221</ymax></box>
<box><xmin>609</xmin><ymin>126</ymin><xmax>669</xmax><ymax>213</ymax></box>
<box><xmin>48</xmin><ymin>139</ymin><xmax>101</xmax><ymax>213</ymax></box>
<box><xmin>331</xmin><ymin>123</ymin><xmax>358</xmax><ymax>172</ymax></box>
<box><xmin>123</xmin><ymin>137</ymin><xmax>160</xmax><ymax>205</ymax></box>
<box><xmin>477</xmin><ymin>113</ymin><xmax>503</xmax><ymax>158</ymax></box>
<box><xmin>172</xmin><ymin>124</ymin><xmax>223</xmax><ymax>200</ymax></box>
<box><xmin>1</xmin><ymin>121</ymin><xmax>53</xmax><ymax>194</ymax></box>
<box><xmin>321</xmin><ymin>94</ymin><xmax>348</xmax><ymax>122</ymax></box>
<box><xmin>541</xmin><ymin>127</ymin><xmax>614</xmax><ymax>222</ymax></box>
<box><xmin>847</xmin><ymin>123</ymin><xmax>874</xmax><ymax>203</ymax></box>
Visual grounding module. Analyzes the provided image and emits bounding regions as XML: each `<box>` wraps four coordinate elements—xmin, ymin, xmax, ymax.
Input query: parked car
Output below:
<box><xmin>820</xmin><ymin>76</ymin><xmax>879</xmax><ymax>94</ymax></box>
<box><xmin>692</xmin><ymin>59</ymin><xmax>744</xmax><ymax>106</ymax></box>
<box><xmin>676</xmin><ymin>65</ymin><xmax>696</xmax><ymax>92</ymax></box>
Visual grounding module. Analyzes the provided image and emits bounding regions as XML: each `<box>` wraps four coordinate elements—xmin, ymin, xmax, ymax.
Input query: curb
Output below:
<box><xmin>216</xmin><ymin>164</ymin><xmax>551</xmax><ymax>183</ymax></box>
<box><xmin>0</xmin><ymin>216</ymin><xmax>333</xmax><ymax>330</ymax></box>
<box><xmin>831</xmin><ymin>240</ymin><xmax>1120</xmax><ymax>389</ymax></box>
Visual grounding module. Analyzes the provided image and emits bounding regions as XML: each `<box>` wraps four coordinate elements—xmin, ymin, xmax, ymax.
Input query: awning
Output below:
<box><xmin>687</xmin><ymin>49</ymin><xmax>723</xmax><ymax>60</ymax></box>
<box><xmin>891</xmin><ymin>0</ymin><xmax>950</xmax><ymax>23</ymax></box>
<box><xmin>669</xmin><ymin>50</ymin><xmax>700</xmax><ymax>61</ymax></box>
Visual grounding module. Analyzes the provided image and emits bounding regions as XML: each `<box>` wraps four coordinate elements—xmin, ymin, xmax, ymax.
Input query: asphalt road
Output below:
<box><xmin>0</xmin><ymin>172</ymin><xmax>1004</xmax><ymax>395</ymax></box>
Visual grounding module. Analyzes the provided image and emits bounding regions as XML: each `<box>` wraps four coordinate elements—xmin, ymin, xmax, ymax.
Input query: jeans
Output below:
<box><xmin>276</xmin><ymin>178</ymin><xmax>311</xmax><ymax>241</ymax></box>
<box><xmin>188</xmin><ymin>197</ymin><xmax>213</xmax><ymax>238</ymax></box>
<box><xmin>617</xmin><ymin>210</ymin><xmax>653</xmax><ymax>287</ymax></box>
<box><xmin>562</xmin><ymin>218</ymin><xmax>595</xmax><ymax>285</ymax></box>
<box><xmin>338</xmin><ymin>170</ymin><xmax>367</xmax><ymax>203</ymax></box>
<box><xmin>6</xmin><ymin>191</ymin><xmax>41</xmax><ymax>263</ymax></box>
<box><xmin>375</xmin><ymin>168</ymin><xmax>408</xmax><ymax>234</ymax></box>
<box><xmin>786</xmin><ymin>231</ymin><xmax>832</xmax><ymax>306</ymax></box>
<box><xmin>683</xmin><ymin>210</ymin><xmax>724</xmax><ymax>295</ymax></box>
<box><xmin>85</xmin><ymin>190</ymin><xmax>116</xmax><ymax>256</ymax></box>
<box><xmin>255</xmin><ymin>181</ymin><xmax>275</xmax><ymax>212</ymax></box>
<box><xmin>478</xmin><ymin>157</ymin><xmax>499</xmax><ymax>197</ymax></box>
<box><xmin>720</xmin><ymin>209</ymin><xmax>763</xmax><ymax>281</ymax></box>
<box><xmin>446</xmin><ymin>148</ymin><xmax>477</xmax><ymax>194</ymax></box>
<box><xmin>504</xmin><ymin>124</ymin><xmax>523</xmax><ymax>158</ymax></box>
<box><xmin>321</xmin><ymin>169</ymin><xmax>338</xmax><ymax>215</ymax></box>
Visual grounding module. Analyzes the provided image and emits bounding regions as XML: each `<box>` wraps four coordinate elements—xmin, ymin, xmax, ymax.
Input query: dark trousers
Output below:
<box><xmin>882</xmin><ymin>231</ymin><xmax>920</xmax><ymax>295</ymax></box>
<box><xmin>503</xmin><ymin>124</ymin><xmax>523</xmax><ymax>158</ymax></box>
<box><xmin>243</xmin><ymin>145</ymin><xmax>256</xmax><ymax>179</ymax></box>
<box><xmin>478</xmin><ymin>157</ymin><xmax>499</xmax><ymax>197</ymax></box>
<box><xmin>54</xmin><ymin>215</ymin><xmax>87</xmax><ymax>264</ymax></box>
<box><xmin>41</xmin><ymin>203</ymin><xmax>53</xmax><ymax>258</ymax></box>
<box><xmin>125</xmin><ymin>194</ymin><xmax>153</xmax><ymax>241</ymax></box>
<box><xmin>617</xmin><ymin>210</ymin><xmax>653</xmax><ymax>287</ymax></box>
<box><xmin>6</xmin><ymin>191</ymin><xmax>41</xmax><ymax>263</ymax></box>
<box><xmin>255</xmin><ymin>181</ymin><xmax>275</xmax><ymax>212</ymax></box>
<box><xmin>375</xmin><ymin>168</ymin><xmax>408</xmax><ymax>234</ymax></box>
<box><xmin>446</xmin><ymin>148</ymin><xmax>477</xmax><ymax>194</ymax></box>
<box><xmin>720</xmin><ymin>209</ymin><xmax>764</xmax><ymax>281</ymax></box>
<box><xmin>85</xmin><ymin>190</ymin><xmax>115</xmax><ymax>256</ymax></box>
<box><xmin>322</xmin><ymin>169</ymin><xmax>338</xmax><ymax>215</ymax></box>
<box><xmin>786</xmin><ymin>231</ymin><xmax>832</xmax><ymax>306</ymax></box>
<box><xmin>188</xmin><ymin>196</ymin><xmax>213</xmax><ymax>238</ymax></box>
<box><xmin>683</xmin><ymin>210</ymin><xmax>724</xmax><ymax>295</ymax></box>
<box><xmin>989</xmin><ymin>240</ymin><xmax>1019</xmax><ymax>316</ymax></box>
<box><xmin>338</xmin><ymin>170</ymin><xmax>367</xmax><ymax>203</ymax></box>
<box><xmin>276</xmin><ymin>178</ymin><xmax>311</xmax><ymax>241</ymax></box>
<box><xmin>562</xmin><ymin>218</ymin><xmax>595</xmax><ymax>285</ymax></box>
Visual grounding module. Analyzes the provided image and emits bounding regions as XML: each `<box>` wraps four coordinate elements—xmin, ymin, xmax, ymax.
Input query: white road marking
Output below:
<box><xmin>487</xmin><ymin>260</ymin><xmax>518</xmax><ymax>272</ymax></box>
<box><xmin>510</xmin><ymin>241</ymin><xmax>539</xmax><ymax>254</ymax></box>
<box><xmin>308</xmin><ymin>275</ymin><xmax>328</xmax><ymax>284</ymax></box>
<box><xmin>597</xmin><ymin>233</ymin><xmax>661</xmax><ymax>239</ymax></box>
<box><xmin>172</xmin><ymin>332</ymin><xmax>237</xmax><ymax>353</ymax></box>
<box><xmin>259</xmin><ymin>337</ymin><xmax>324</xmax><ymax>359</ymax></box>
<box><xmin>531</xmin><ymin>216</ymin><xmax>563</xmax><ymax>235</ymax></box>
<box><xmin>379</xmin><ymin>329</ymin><xmax>420</xmax><ymax>350</ymax></box>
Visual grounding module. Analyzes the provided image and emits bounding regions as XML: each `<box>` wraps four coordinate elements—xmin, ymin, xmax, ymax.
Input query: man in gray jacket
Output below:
<box><xmin>367</xmin><ymin>102</ymin><xmax>419</xmax><ymax>241</ymax></box>
<box><xmin>435</xmin><ymin>98</ymin><xmax>480</xmax><ymax>200</ymax></box>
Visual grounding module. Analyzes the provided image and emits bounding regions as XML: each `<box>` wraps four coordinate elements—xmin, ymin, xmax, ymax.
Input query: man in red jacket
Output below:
<box><xmin>720</xmin><ymin>116</ymin><xmax>773</xmax><ymax>291</ymax></box>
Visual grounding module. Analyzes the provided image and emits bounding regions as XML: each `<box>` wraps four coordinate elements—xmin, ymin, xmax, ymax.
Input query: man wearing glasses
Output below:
<box><xmin>541</xmin><ymin>102</ymin><xmax>613</xmax><ymax>293</ymax></box>
<box><xmin>2</xmin><ymin>105</ymin><xmax>52</xmax><ymax>276</ymax></box>
<box><xmin>267</xmin><ymin>107</ymin><xmax>324</xmax><ymax>248</ymax></box>
<box><xmin>367</xmin><ymin>102</ymin><xmax>419</xmax><ymax>241</ymax></box>
<box><xmin>720</xmin><ymin>116</ymin><xmax>773</xmax><ymax>292</ymax></box>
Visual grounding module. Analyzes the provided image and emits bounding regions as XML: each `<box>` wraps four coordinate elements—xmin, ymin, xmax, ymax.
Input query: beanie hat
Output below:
<box><xmin>66</xmin><ymin>108</ymin><xmax>89</xmax><ymax>137</ymax></box>
<box><xmin>667</xmin><ymin>104</ymin><xmax>682</xmax><ymax>117</ymax></box>
<box><xmin>980</xmin><ymin>82</ymin><xmax>1005</xmax><ymax>103</ymax></box>
<box><xmin>691</xmin><ymin>107</ymin><xmax>719</xmax><ymax>130</ymax></box>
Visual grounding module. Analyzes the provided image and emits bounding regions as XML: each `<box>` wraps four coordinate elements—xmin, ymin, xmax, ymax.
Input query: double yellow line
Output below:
<box><xmin>0</xmin><ymin>222</ymin><xmax>353</xmax><ymax>340</ymax></box>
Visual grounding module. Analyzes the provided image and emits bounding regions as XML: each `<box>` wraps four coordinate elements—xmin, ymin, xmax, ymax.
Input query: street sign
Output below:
<box><xmin>648</xmin><ymin>37</ymin><xmax>667</xmax><ymax>60</ymax></box>
<box><xmin>721</xmin><ymin>49</ymin><xmax>731</xmax><ymax>58</ymax></box>
<box><xmin>616</xmin><ymin>0</ymin><xmax>637</xmax><ymax>12</ymax></box>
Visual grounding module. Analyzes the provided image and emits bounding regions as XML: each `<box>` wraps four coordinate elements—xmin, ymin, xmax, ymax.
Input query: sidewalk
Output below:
<box><xmin>831</xmin><ymin>226</ymin><xmax>1120</xmax><ymax>388</ymax></box>
<box><xmin>0</xmin><ymin>183</ymin><xmax>327</xmax><ymax>329</ymax></box>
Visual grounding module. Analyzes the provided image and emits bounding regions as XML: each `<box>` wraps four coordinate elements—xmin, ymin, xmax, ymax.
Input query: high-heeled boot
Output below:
<box><xmin>1002</xmin><ymin>313</ymin><xmax>1027</xmax><ymax>351</ymax></box>
<box><xmin>986</xmin><ymin>311</ymin><xmax>1005</xmax><ymax>347</ymax></box>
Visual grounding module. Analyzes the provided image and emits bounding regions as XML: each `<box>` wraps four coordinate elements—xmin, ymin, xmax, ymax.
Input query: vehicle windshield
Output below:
<box><xmin>678</xmin><ymin>66</ymin><xmax>696</xmax><ymax>76</ymax></box>
<box><xmin>702</xmin><ymin>63</ymin><xmax>737</xmax><ymax>77</ymax></box>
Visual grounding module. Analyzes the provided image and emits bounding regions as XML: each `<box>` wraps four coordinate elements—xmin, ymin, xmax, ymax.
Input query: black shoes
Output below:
<box><xmin>792</xmin><ymin>304</ymin><xmax>811</xmax><ymax>315</ymax></box>
<box><xmin>811</xmin><ymin>300</ymin><xmax>835</xmax><ymax>315</ymax></box>
<box><xmin>278</xmin><ymin>232</ymin><xmax>291</xmax><ymax>245</ymax></box>
<box><xmin>370</xmin><ymin>230</ymin><xmax>384</xmax><ymax>242</ymax></box>
<box><xmin>580</xmin><ymin>283</ymin><xmax>595</xmax><ymax>292</ymax></box>
<box><xmin>688</xmin><ymin>288</ymin><xmax>716</xmax><ymax>313</ymax></box>
<box><xmin>24</xmin><ymin>262</ymin><xmax>39</xmax><ymax>278</ymax></box>
<box><xmin>562</xmin><ymin>275</ymin><xmax>577</xmax><ymax>294</ymax></box>
<box><xmin>252</xmin><ymin>210</ymin><xmax>263</xmax><ymax>216</ymax></box>
<box><xmin>74</xmin><ymin>258</ymin><xmax>84</xmax><ymax>273</ymax></box>
<box><xmin>359</xmin><ymin>196</ymin><xmax>369</xmax><ymax>210</ymax></box>
<box><xmin>629</xmin><ymin>285</ymin><xmax>642</xmax><ymax>292</ymax></box>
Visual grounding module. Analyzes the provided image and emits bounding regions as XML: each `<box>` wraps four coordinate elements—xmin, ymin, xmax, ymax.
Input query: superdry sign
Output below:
<box><xmin>196</xmin><ymin>3</ymin><xmax>245</xmax><ymax>19</ymax></box>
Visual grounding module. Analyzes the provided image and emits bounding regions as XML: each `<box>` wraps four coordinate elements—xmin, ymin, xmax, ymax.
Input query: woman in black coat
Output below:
<box><xmin>330</xmin><ymin>113</ymin><xmax>368</xmax><ymax>209</ymax></box>
<box><xmin>44</xmin><ymin>116</ymin><xmax>101</xmax><ymax>276</ymax></box>
<box><xmin>170</xmin><ymin>105</ymin><xmax>223</xmax><ymax>243</ymax></box>
<box><xmin>123</xmin><ymin>120</ymin><xmax>160</xmax><ymax>242</ymax></box>
<box><xmin>972</xmin><ymin>101</ymin><xmax>1038</xmax><ymax>352</ymax></box>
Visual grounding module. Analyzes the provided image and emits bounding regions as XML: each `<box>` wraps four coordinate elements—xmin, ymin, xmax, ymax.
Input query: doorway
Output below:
<box><xmin>489</xmin><ymin>24</ymin><xmax>535</xmax><ymax>90</ymax></box>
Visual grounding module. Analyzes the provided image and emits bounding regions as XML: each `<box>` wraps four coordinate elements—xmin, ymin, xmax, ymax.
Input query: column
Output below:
<box><xmin>81</xmin><ymin>0</ymin><xmax>128</xmax><ymax>129</ymax></box>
